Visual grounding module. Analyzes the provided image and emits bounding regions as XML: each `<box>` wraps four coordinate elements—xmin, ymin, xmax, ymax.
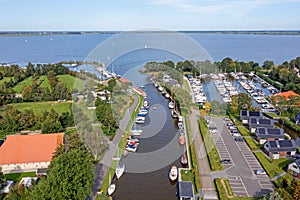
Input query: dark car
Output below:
<box><xmin>226</xmin><ymin>123</ymin><xmax>234</xmax><ymax>126</ymax></box>
<box><xmin>234</xmin><ymin>137</ymin><xmax>244</xmax><ymax>142</ymax></box>
<box><xmin>230</xmin><ymin>129</ymin><xmax>239</xmax><ymax>133</ymax></box>
<box><xmin>220</xmin><ymin>159</ymin><xmax>231</xmax><ymax>164</ymax></box>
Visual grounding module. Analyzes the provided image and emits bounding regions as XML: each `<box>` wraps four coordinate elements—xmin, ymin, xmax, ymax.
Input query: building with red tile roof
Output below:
<box><xmin>119</xmin><ymin>77</ymin><xmax>131</xmax><ymax>83</ymax></box>
<box><xmin>273</xmin><ymin>91</ymin><xmax>299</xmax><ymax>101</ymax></box>
<box><xmin>0</xmin><ymin>133</ymin><xmax>64</xmax><ymax>174</ymax></box>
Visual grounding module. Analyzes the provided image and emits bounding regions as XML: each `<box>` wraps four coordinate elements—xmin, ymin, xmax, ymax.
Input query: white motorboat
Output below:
<box><xmin>130</xmin><ymin>129</ymin><xmax>142</xmax><ymax>136</ymax></box>
<box><xmin>169</xmin><ymin>166</ymin><xmax>178</xmax><ymax>181</ymax></box>
<box><xmin>171</xmin><ymin>110</ymin><xmax>178</xmax><ymax>118</ymax></box>
<box><xmin>165</xmin><ymin>93</ymin><xmax>170</xmax><ymax>98</ymax></box>
<box><xmin>115</xmin><ymin>163</ymin><xmax>125</xmax><ymax>179</ymax></box>
<box><xmin>125</xmin><ymin>145</ymin><xmax>138</xmax><ymax>152</ymax></box>
<box><xmin>168</xmin><ymin>101</ymin><xmax>175</xmax><ymax>109</ymax></box>
<box><xmin>143</xmin><ymin>101</ymin><xmax>149</xmax><ymax>107</ymax></box>
<box><xmin>127</xmin><ymin>136</ymin><xmax>139</xmax><ymax>143</ymax></box>
<box><xmin>135</xmin><ymin>116</ymin><xmax>145</xmax><ymax>124</ymax></box>
<box><xmin>107</xmin><ymin>183</ymin><xmax>116</xmax><ymax>196</ymax></box>
<box><xmin>158</xmin><ymin>86</ymin><xmax>163</xmax><ymax>92</ymax></box>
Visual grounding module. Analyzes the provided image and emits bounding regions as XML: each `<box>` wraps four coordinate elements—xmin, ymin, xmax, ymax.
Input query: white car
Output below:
<box><xmin>255</xmin><ymin>169</ymin><xmax>266</xmax><ymax>175</ymax></box>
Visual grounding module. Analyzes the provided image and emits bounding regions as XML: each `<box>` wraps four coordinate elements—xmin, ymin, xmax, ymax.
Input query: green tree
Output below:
<box><xmin>262</xmin><ymin>60</ymin><xmax>274</xmax><ymax>71</ymax></box>
<box><xmin>238</xmin><ymin>93</ymin><xmax>252</xmax><ymax>111</ymax></box>
<box><xmin>41</xmin><ymin>109</ymin><xmax>63</xmax><ymax>133</ymax></box>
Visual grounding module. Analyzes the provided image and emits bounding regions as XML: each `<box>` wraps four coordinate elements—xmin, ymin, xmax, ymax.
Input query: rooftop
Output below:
<box><xmin>249</xmin><ymin>118</ymin><xmax>273</xmax><ymax>127</ymax></box>
<box><xmin>178</xmin><ymin>181</ymin><xmax>194</xmax><ymax>198</ymax></box>
<box><xmin>256</xmin><ymin>128</ymin><xmax>284</xmax><ymax>139</ymax></box>
<box><xmin>273</xmin><ymin>90</ymin><xmax>299</xmax><ymax>101</ymax></box>
<box><xmin>265</xmin><ymin>139</ymin><xmax>296</xmax><ymax>152</ymax></box>
<box><xmin>0</xmin><ymin>133</ymin><xmax>64</xmax><ymax>165</ymax></box>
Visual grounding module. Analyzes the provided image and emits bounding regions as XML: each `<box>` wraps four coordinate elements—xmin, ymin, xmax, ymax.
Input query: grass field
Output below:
<box><xmin>58</xmin><ymin>75</ymin><xmax>86</xmax><ymax>92</ymax></box>
<box><xmin>13</xmin><ymin>76</ymin><xmax>48</xmax><ymax>93</ymax></box>
<box><xmin>0</xmin><ymin>77</ymin><xmax>14</xmax><ymax>87</ymax></box>
<box><xmin>5</xmin><ymin>172</ymin><xmax>36</xmax><ymax>182</ymax></box>
<box><xmin>11</xmin><ymin>101</ymin><xmax>71</xmax><ymax>114</ymax></box>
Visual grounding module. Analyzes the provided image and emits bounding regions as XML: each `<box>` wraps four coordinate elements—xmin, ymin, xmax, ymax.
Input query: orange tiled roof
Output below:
<box><xmin>0</xmin><ymin>133</ymin><xmax>64</xmax><ymax>165</ymax></box>
<box><xmin>273</xmin><ymin>91</ymin><xmax>299</xmax><ymax>101</ymax></box>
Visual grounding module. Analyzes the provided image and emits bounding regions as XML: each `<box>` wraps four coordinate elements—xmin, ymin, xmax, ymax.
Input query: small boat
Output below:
<box><xmin>181</xmin><ymin>152</ymin><xmax>188</xmax><ymax>165</ymax></box>
<box><xmin>154</xmin><ymin>83</ymin><xmax>158</xmax><ymax>87</ymax></box>
<box><xmin>130</xmin><ymin>129</ymin><xmax>142</xmax><ymax>136</ymax></box>
<box><xmin>123</xmin><ymin>149</ymin><xmax>128</xmax><ymax>157</ymax></box>
<box><xmin>125</xmin><ymin>145</ymin><xmax>138</xmax><ymax>152</ymax></box>
<box><xmin>165</xmin><ymin>93</ymin><xmax>170</xmax><ymax>98</ymax></box>
<box><xmin>168</xmin><ymin>101</ymin><xmax>175</xmax><ymax>109</ymax></box>
<box><xmin>179</xmin><ymin>135</ymin><xmax>185</xmax><ymax>145</ymax></box>
<box><xmin>143</xmin><ymin>101</ymin><xmax>149</xmax><ymax>107</ymax></box>
<box><xmin>178</xmin><ymin>128</ymin><xmax>185</xmax><ymax>136</ymax></box>
<box><xmin>127</xmin><ymin>136</ymin><xmax>139</xmax><ymax>143</ymax></box>
<box><xmin>115</xmin><ymin>163</ymin><xmax>125</xmax><ymax>179</ymax></box>
<box><xmin>135</xmin><ymin>116</ymin><xmax>145</xmax><ymax>124</ymax></box>
<box><xmin>107</xmin><ymin>183</ymin><xmax>116</xmax><ymax>196</ymax></box>
<box><xmin>158</xmin><ymin>86</ymin><xmax>163</xmax><ymax>92</ymax></box>
<box><xmin>171</xmin><ymin>110</ymin><xmax>178</xmax><ymax>118</ymax></box>
<box><xmin>169</xmin><ymin>166</ymin><xmax>178</xmax><ymax>181</ymax></box>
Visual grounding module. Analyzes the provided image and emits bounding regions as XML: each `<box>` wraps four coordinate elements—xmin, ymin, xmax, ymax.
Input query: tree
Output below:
<box><xmin>263</xmin><ymin>60</ymin><xmax>274</xmax><ymax>70</ymax></box>
<box><xmin>0</xmin><ymin>167</ymin><xmax>6</xmax><ymax>197</ymax></box>
<box><xmin>22</xmin><ymin>85</ymin><xmax>34</xmax><ymax>102</ymax></box>
<box><xmin>238</xmin><ymin>93</ymin><xmax>252</xmax><ymax>111</ymax></box>
<box><xmin>291</xmin><ymin>179</ymin><xmax>300</xmax><ymax>200</ymax></box>
<box><xmin>230</xmin><ymin>95</ymin><xmax>239</xmax><ymax>114</ymax></box>
<box><xmin>41</xmin><ymin>109</ymin><xmax>63</xmax><ymax>133</ymax></box>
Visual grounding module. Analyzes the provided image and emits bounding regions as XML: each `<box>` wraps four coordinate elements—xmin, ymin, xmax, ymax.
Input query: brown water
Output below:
<box><xmin>112</xmin><ymin>83</ymin><xmax>187</xmax><ymax>200</ymax></box>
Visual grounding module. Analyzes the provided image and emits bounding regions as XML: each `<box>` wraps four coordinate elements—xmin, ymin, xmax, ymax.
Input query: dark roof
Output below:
<box><xmin>178</xmin><ymin>181</ymin><xmax>194</xmax><ymax>198</ymax></box>
<box><xmin>256</xmin><ymin>128</ymin><xmax>284</xmax><ymax>139</ymax></box>
<box><xmin>249</xmin><ymin>118</ymin><xmax>274</xmax><ymax>127</ymax></box>
<box><xmin>240</xmin><ymin>110</ymin><xmax>262</xmax><ymax>119</ymax></box>
<box><xmin>0</xmin><ymin>140</ymin><xmax>4</xmax><ymax>147</ymax></box>
<box><xmin>264</xmin><ymin>140</ymin><xmax>296</xmax><ymax>152</ymax></box>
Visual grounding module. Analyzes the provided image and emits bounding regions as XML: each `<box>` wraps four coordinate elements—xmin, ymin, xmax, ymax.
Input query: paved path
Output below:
<box><xmin>87</xmin><ymin>94</ymin><xmax>139</xmax><ymax>200</ymax></box>
<box><xmin>189</xmin><ymin>108</ymin><xmax>218</xmax><ymax>200</ymax></box>
<box><xmin>271</xmin><ymin>172</ymin><xmax>287</xmax><ymax>181</ymax></box>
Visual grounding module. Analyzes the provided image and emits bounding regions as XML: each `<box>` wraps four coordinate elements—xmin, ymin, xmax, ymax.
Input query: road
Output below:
<box><xmin>87</xmin><ymin>94</ymin><xmax>139</xmax><ymax>200</ymax></box>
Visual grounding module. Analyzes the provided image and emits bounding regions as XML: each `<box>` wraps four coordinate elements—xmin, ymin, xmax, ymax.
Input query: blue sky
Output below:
<box><xmin>1</xmin><ymin>0</ymin><xmax>300</xmax><ymax>30</ymax></box>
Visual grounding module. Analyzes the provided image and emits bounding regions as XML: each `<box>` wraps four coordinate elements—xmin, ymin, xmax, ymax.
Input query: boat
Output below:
<box><xmin>154</xmin><ymin>82</ymin><xmax>158</xmax><ymax>87</ymax></box>
<box><xmin>171</xmin><ymin>110</ymin><xmax>178</xmax><ymax>118</ymax></box>
<box><xmin>178</xmin><ymin>128</ymin><xmax>185</xmax><ymax>136</ymax></box>
<box><xmin>169</xmin><ymin>166</ymin><xmax>178</xmax><ymax>181</ymax></box>
<box><xmin>181</xmin><ymin>152</ymin><xmax>188</xmax><ymax>165</ymax></box>
<box><xmin>143</xmin><ymin>101</ymin><xmax>149</xmax><ymax>107</ymax></box>
<box><xmin>165</xmin><ymin>93</ymin><xmax>170</xmax><ymax>99</ymax></box>
<box><xmin>135</xmin><ymin>116</ymin><xmax>145</xmax><ymax>124</ymax></box>
<box><xmin>131</xmin><ymin>124</ymin><xmax>143</xmax><ymax>136</ymax></box>
<box><xmin>125</xmin><ymin>144</ymin><xmax>138</xmax><ymax>152</ymax></box>
<box><xmin>115</xmin><ymin>163</ymin><xmax>125</xmax><ymax>179</ymax></box>
<box><xmin>158</xmin><ymin>86</ymin><xmax>163</xmax><ymax>92</ymax></box>
<box><xmin>107</xmin><ymin>183</ymin><xmax>116</xmax><ymax>196</ymax></box>
<box><xmin>168</xmin><ymin>101</ymin><xmax>175</xmax><ymax>109</ymax></box>
<box><xmin>123</xmin><ymin>149</ymin><xmax>128</xmax><ymax>157</ymax></box>
<box><xmin>179</xmin><ymin>135</ymin><xmax>185</xmax><ymax>145</ymax></box>
<box><xmin>127</xmin><ymin>136</ymin><xmax>139</xmax><ymax>143</ymax></box>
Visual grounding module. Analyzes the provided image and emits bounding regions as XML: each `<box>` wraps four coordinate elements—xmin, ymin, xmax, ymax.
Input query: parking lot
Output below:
<box><xmin>207</xmin><ymin>117</ymin><xmax>275</xmax><ymax>197</ymax></box>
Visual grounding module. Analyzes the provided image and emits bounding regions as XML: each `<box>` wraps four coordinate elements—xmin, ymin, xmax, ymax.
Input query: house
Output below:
<box><xmin>264</xmin><ymin>140</ymin><xmax>296</xmax><ymax>159</ymax></box>
<box><xmin>255</xmin><ymin>128</ymin><xmax>284</xmax><ymax>144</ymax></box>
<box><xmin>240</xmin><ymin>110</ymin><xmax>263</xmax><ymax>124</ymax></box>
<box><xmin>249</xmin><ymin>118</ymin><xmax>274</xmax><ymax>133</ymax></box>
<box><xmin>178</xmin><ymin>181</ymin><xmax>194</xmax><ymax>200</ymax></box>
<box><xmin>0</xmin><ymin>133</ymin><xmax>64</xmax><ymax>174</ymax></box>
<box><xmin>272</xmin><ymin>90</ymin><xmax>299</xmax><ymax>102</ymax></box>
<box><xmin>288</xmin><ymin>159</ymin><xmax>300</xmax><ymax>179</ymax></box>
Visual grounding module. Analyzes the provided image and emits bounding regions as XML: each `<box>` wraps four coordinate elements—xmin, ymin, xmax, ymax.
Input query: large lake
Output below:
<box><xmin>1</xmin><ymin>33</ymin><xmax>300</xmax><ymax>67</ymax></box>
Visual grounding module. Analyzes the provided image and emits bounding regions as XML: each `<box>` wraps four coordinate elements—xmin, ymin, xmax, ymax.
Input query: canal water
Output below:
<box><xmin>112</xmin><ymin>71</ymin><xmax>187</xmax><ymax>200</ymax></box>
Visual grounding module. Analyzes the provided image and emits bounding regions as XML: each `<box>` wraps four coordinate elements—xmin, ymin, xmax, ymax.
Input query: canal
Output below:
<box><xmin>112</xmin><ymin>71</ymin><xmax>187</xmax><ymax>200</ymax></box>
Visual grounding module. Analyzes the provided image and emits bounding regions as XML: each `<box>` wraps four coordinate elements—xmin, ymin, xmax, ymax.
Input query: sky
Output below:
<box><xmin>0</xmin><ymin>0</ymin><xmax>300</xmax><ymax>31</ymax></box>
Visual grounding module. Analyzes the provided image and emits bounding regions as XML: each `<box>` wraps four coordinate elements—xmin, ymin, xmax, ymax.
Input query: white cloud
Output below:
<box><xmin>146</xmin><ymin>0</ymin><xmax>300</xmax><ymax>16</ymax></box>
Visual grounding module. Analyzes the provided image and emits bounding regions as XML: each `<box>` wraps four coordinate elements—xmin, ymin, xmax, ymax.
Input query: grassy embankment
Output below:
<box><xmin>98</xmin><ymin>93</ymin><xmax>143</xmax><ymax>198</ymax></box>
<box><xmin>198</xmin><ymin>118</ymin><xmax>223</xmax><ymax>171</ymax></box>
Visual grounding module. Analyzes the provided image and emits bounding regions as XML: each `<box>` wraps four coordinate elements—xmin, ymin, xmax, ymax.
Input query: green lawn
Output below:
<box><xmin>13</xmin><ymin>76</ymin><xmax>48</xmax><ymax>93</ymax></box>
<box><xmin>39</xmin><ymin>75</ymin><xmax>50</xmax><ymax>89</ymax></box>
<box><xmin>0</xmin><ymin>77</ymin><xmax>14</xmax><ymax>87</ymax></box>
<box><xmin>254</xmin><ymin>151</ymin><xmax>293</xmax><ymax>178</ymax></box>
<box><xmin>58</xmin><ymin>75</ymin><xmax>86</xmax><ymax>92</ymax></box>
<box><xmin>11</xmin><ymin>101</ymin><xmax>71</xmax><ymax>115</ymax></box>
<box><xmin>4</xmin><ymin>172</ymin><xmax>36</xmax><ymax>182</ymax></box>
<box><xmin>244</xmin><ymin>137</ymin><xmax>260</xmax><ymax>151</ymax></box>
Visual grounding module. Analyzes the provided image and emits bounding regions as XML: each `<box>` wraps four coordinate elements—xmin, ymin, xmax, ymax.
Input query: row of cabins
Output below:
<box><xmin>240</xmin><ymin>110</ymin><xmax>296</xmax><ymax>159</ymax></box>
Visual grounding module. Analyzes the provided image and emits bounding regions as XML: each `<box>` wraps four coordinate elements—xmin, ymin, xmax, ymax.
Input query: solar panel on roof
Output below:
<box><xmin>241</xmin><ymin>110</ymin><xmax>247</xmax><ymax>116</ymax></box>
<box><xmin>260</xmin><ymin>119</ymin><xmax>271</xmax><ymax>125</ymax></box>
<box><xmin>279</xmin><ymin>140</ymin><xmax>292</xmax><ymax>148</ymax></box>
<box><xmin>258</xmin><ymin>128</ymin><xmax>266</xmax><ymax>134</ymax></box>
<box><xmin>269</xmin><ymin>141</ymin><xmax>277</xmax><ymax>148</ymax></box>
<box><xmin>249</xmin><ymin>111</ymin><xmax>260</xmax><ymax>116</ymax></box>
<box><xmin>250</xmin><ymin>118</ymin><xmax>257</xmax><ymax>123</ymax></box>
<box><xmin>268</xmin><ymin>128</ymin><xmax>281</xmax><ymax>135</ymax></box>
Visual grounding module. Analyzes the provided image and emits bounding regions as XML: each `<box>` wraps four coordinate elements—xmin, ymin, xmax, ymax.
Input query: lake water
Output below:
<box><xmin>1</xmin><ymin>33</ymin><xmax>300</xmax><ymax>67</ymax></box>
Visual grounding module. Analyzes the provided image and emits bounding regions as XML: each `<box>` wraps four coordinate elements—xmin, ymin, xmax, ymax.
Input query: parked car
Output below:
<box><xmin>226</xmin><ymin>123</ymin><xmax>234</xmax><ymax>126</ymax></box>
<box><xmin>224</xmin><ymin>118</ymin><xmax>231</xmax><ymax>121</ymax></box>
<box><xmin>230</xmin><ymin>129</ymin><xmax>239</xmax><ymax>133</ymax></box>
<box><xmin>255</xmin><ymin>169</ymin><xmax>266</xmax><ymax>175</ymax></box>
<box><xmin>229</xmin><ymin>126</ymin><xmax>237</xmax><ymax>130</ymax></box>
<box><xmin>234</xmin><ymin>137</ymin><xmax>244</xmax><ymax>142</ymax></box>
<box><xmin>232</xmin><ymin>133</ymin><xmax>241</xmax><ymax>137</ymax></box>
<box><xmin>220</xmin><ymin>159</ymin><xmax>232</xmax><ymax>164</ymax></box>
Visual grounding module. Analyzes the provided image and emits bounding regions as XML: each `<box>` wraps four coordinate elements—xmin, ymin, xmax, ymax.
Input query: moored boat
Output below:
<box><xmin>169</xmin><ymin>166</ymin><xmax>178</xmax><ymax>181</ymax></box>
<box><xmin>171</xmin><ymin>110</ymin><xmax>178</xmax><ymax>118</ymax></box>
<box><xmin>165</xmin><ymin>93</ymin><xmax>170</xmax><ymax>99</ymax></box>
<box><xmin>115</xmin><ymin>163</ymin><xmax>125</xmax><ymax>179</ymax></box>
<box><xmin>181</xmin><ymin>152</ymin><xmax>188</xmax><ymax>165</ymax></box>
<box><xmin>168</xmin><ymin>101</ymin><xmax>175</xmax><ymax>109</ymax></box>
<box><xmin>107</xmin><ymin>183</ymin><xmax>116</xmax><ymax>196</ymax></box>
<box><xmin>135</xmin><ymin>116</ymin><xmax>145</xmax><ymax>124</ymax></box>
<box><xmin>179</xmin><ymin>135</ymin><xmax>185</xmax><ymax>145</ymax></box>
